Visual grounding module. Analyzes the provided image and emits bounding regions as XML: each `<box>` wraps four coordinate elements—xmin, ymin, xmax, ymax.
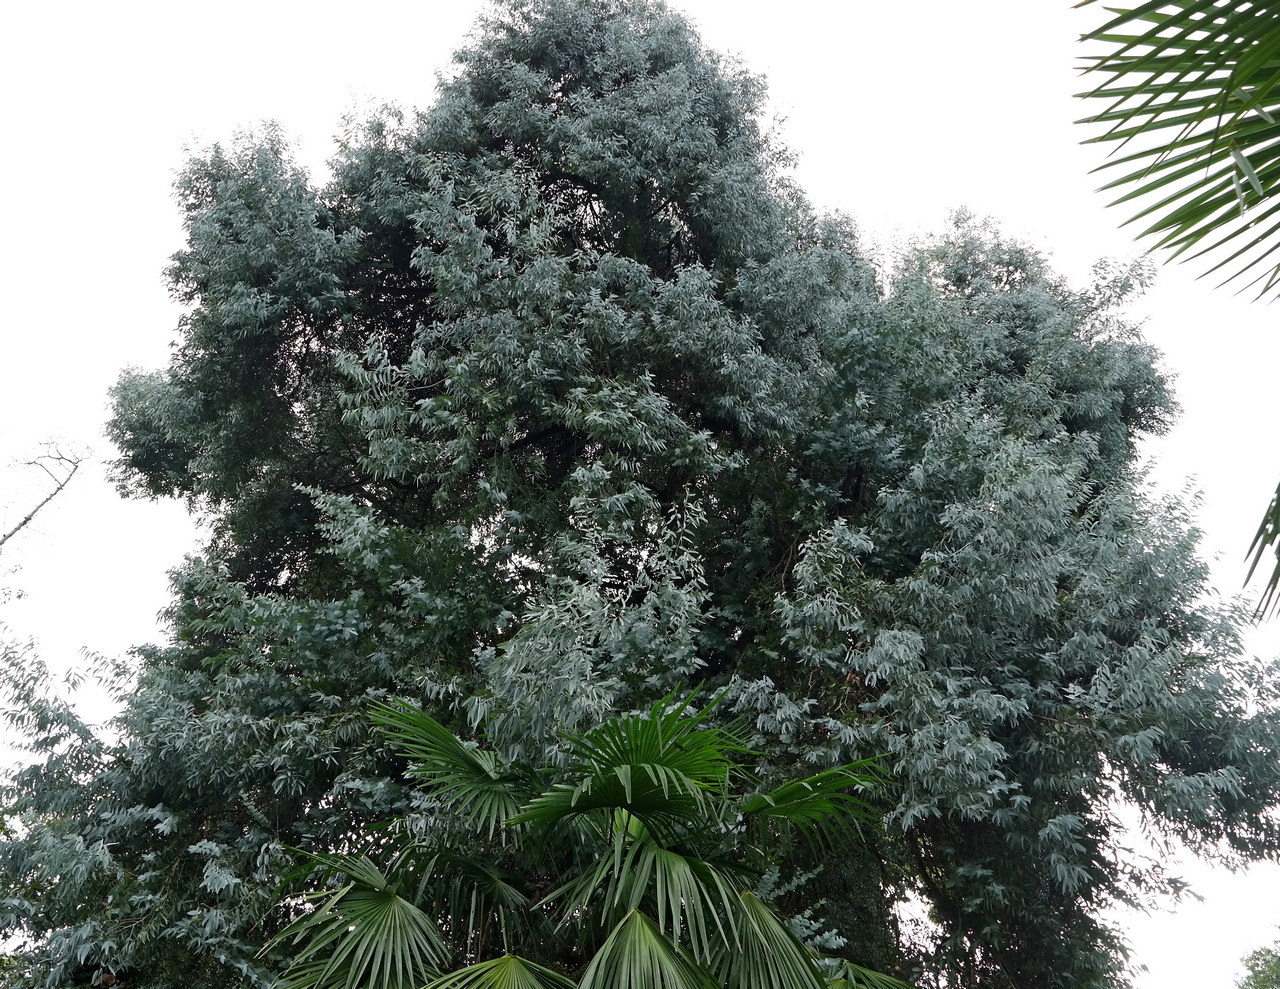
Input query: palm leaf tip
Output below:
<box><xmin>709</xmin><ymin>891</ymin><xmax>827</xmax><ymax>989</ymax></box>
<box><xmin>372</xmin><ymin>698</ymin><xmax>531</xmax><ymax>836</ymax></box>
<box><xmin>421</xmin><ymin>954</ymin><xmax>577</xmax><ymax>989</ymax></box>
<box><xmin>827</xmin><ymin>960</ymin><xmax>918</xmax><ymax>989</ymax></box>
<box><xmin>578</xmin><ymin>910</ymin><xmax>719</xmax><ymax>989</ymax></box>
<box><xmin>741</xmin><ymin>761</ymin><xmax>889</xmax><ymax>842</ymax></box>
<box><xmin>1246</xmin><ymin>480</ymin><xmax>1280</xmax><ymax>619</ymax></box>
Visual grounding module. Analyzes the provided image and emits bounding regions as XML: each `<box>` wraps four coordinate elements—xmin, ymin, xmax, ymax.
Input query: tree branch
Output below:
<box><xmin>0</xmin><ymin>449</ymin><xmax>82</xmax><ymax>553</ymax></box>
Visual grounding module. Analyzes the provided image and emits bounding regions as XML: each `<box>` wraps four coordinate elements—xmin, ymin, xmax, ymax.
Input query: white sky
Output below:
<box><xmin>1</xmin><ymin>1</ymin><xmax>1278</xmax><ymax>985</ymax></box>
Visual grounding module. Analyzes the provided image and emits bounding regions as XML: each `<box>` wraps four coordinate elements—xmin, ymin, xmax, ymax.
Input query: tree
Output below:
<box><xmin>1075</xmin><ymin>1</ymin><xmax>1280</xmax><ymax>615</ymax></box>
<box><xmin>272</xmin><ymin>693</ymin><xmax>907</xmax><ymax>989</ymax></box>
<box><xmin>1239</xmin><ymin>940</ymin><xmax>1280</xmax><ymax>989</ymax></box>
<box><xmin>3</xmin><ymin>2</ymin><xmax>1280</xmax><ymax>988</ymax></box>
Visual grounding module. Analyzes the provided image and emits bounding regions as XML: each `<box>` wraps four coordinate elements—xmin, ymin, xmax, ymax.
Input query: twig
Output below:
<box><xmin>0</xmin><ymin>449</ymin><xmax>82</xmax><ymax>553</ymax></box>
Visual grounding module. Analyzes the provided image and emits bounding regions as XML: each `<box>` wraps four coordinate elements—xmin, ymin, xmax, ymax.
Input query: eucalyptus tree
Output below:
<box><xmin>2</xmin><ymin>2</ymin><xmax>1279</xmax><ymax>989</ymax></box>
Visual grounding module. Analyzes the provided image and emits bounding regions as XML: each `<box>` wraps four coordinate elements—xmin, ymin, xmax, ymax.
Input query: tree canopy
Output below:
<box><xmin>1239</xmin><ymin>939</ymin><xmax>1280</xmax><ymax>989</ymax></box>
<box><xmin>3</xmin><ymin>2</ymin><xmax>1280</xmax><ymax>988</ymax></box>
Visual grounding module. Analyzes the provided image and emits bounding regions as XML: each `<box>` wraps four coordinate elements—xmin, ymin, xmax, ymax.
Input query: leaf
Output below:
<box><xmin>399</xmin><ymin>846</ymin><xmax>537</xmax><ymax>958</ymax></box>
<box><xmin>708</xmin><ymin>891</ymin><xmax>827</xmax><ymax>989</ymax></box>
<box><xmin>1232</xmin><ymin>145</ymin><xmax>1267</xmax><ymax>198</ymax></box>
<box><xmin>577</xmin><ymin>910</ymin><xmax>719</xmax><ymax>989</ymax></box>
<box><xmin>421</xmin><ymin>954</ymin><xmax>576</xmax><ymax>989</ymax></box>
<box><xmin>739</xmin><ymin>759</ymin><xmax>888</xmax><ymax>843</ymax></box>
<box><xmin>1246</xmin><ymin>480</ymin><xmax>1280</xmax><ymax>618</ymax></box>
<box><xmin>539</xmin><ymin>832</ymin><xmax>746</xmax><ymax>961</ymax></box>
<box><xmin>373</xmin><ymin>700</ymin><xmax>536</xmax><ymax>837</ymax></box>
<box><xmin>512</xmin><ymin>691</ymin><xmax>749</xmax><ymax>838</ymax></box>
<box><xmin>825</xmin><ymin>960</ymin><xmax>918</xmax><ymax>989</ymax></box>
<box><xmin>268</xmin><ymin>854</ymin><xmax>448</xmax><ymax>989</ymax></box>
<box><xmin>1078</xmin><ymin>1</ymin><xmax>1280</xmax><ymax>297</ymax></box>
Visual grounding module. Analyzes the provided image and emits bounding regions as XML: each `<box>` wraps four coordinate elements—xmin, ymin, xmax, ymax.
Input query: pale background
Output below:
<box><xmin>1</xmin><ymin>2</ymin><xmax>1277</xmax><ymax>984</ymax></box>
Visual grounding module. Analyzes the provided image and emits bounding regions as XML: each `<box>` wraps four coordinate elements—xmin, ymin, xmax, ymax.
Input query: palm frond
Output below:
<box><xmin>513</xmin><ymin>691</ymin><xmax>749</xmax><ymax>834</ymax></box>
<box><xmin>709</xmin><ymin>891</ymin><xmax>827</xmax><ymax>989</ymax></box>
<box><xmin>397</xmin><ymin>846</ymin><xmax>537</xmax><ymax>958</ymax></box>
<box><xmin>540</xmin><ymin>831</ymin><xmax>746</xmax><ymax>961</ymax></box>
<box><xmin>512</xmin><ymin>766</ymin><xmax>716</xmax><ymax>834</ymax></box>
<box><xmin>739</xmin><ymin>760</ymin><xmax>888</xmax><ymax>844</ymax></box>
<box><xmin>824</xmin><ymin>961</ymin><xmax>917</xmax><ymax>989</ymax></box>
<box><xmin>566</xmin><ymin>689</ymin><xmax>750</xmax><ymax>783</ymax></box>
<box><xmin>1246</xmin><ymin>479</ymin><xmax>1280</xmax><ymax>617</ymax></box>
<box><xmin>1079</xmin><ymin>3</ymin><xmax>1280</xmax><ymax>617</ymax></box>
<box><xmin>421</xmin><ymin>954</ymin><xmax>577</xmax><ymax>989</ymax></box>
<box><xmin>373</xmin><ymin>699</ymin><xmax>536</xmax><ymax>837</ymax></box>
<box><xmin>273</xmin><ymin>697</ymin><xmax>908</xmax><ymax>989</ymax></box>
<box><xmin>577</xmin><ymin>909</ymin><xmax>719</xmax><ymax>989</ymax></box>
<box><xmin>268</xmin><ymin>854</ymin><xmax>448</xmax><ymax>989</ymax></box>
<box><xmin>1077</xmin><ymin>1</ymin><xmax>1280</xmax><ymax>298</ymax></box>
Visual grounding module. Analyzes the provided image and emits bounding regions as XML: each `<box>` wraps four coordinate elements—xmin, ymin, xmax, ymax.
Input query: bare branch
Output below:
<box><xmin>0</xmin><ymin>448</ymin><xmax>83</xmax><ymax>554</ymax></box>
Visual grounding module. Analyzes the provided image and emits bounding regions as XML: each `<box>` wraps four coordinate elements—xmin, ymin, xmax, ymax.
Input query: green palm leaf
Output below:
<box><xmin>512</xmin><ymin>765</ymin><xmax>716</xmax><ymax>836</ymax></box>
<box><xmin>577</xmin><ymin>909</ymin><xmax>719</xmax><ymax>989</ymax></box>
<box><xmin>269</xmin><ymin>854</ymin><xmax>448</xmax><ymax>989</ymax></box>
<box><xmin>1246</xmin><ymin>480</ymin><xmax>1280</xmax><ymax>617</ymax></box>
<box><xmin>709</xmin><ymin>891</ymin><xmax>826</xmax><ymax>989</ymax></box>
<box><xmin>739</xmin><ymin>760</ymin><xmax>888</xmax><ymax>843</ymax></box>
<box><xmin>270</xmin><ymin>694</ymin><xmax>911</xmax><ymax>989</ymax></box>
<box><xmin>824</xmin><ymin>961</ymin><xmax>917</xmax><ymax>989</ymax></box>
<box><xmin>421</xmin><ymin>954</ymin><xmax>576</xmax><ymax>989</ymax></box>
<box><xmin>373</xmin><ymin>699</ymin><xmax>536</xmax><ymax>837</ymax></box>
<box><xmin>559</xmin><ymin>691</ymin><xmax>749</xmax><ymax>785</ymax></box>
<box><xmin>399</xmin><ymin>846</ymin><xmax>537</xmax><ymax>958</ymax></box>
<box><xmin>1079</xmin><ymin>2</ymin><xmax>1280</xmax><ymax>619</ymax></box>
<box><xmin>1078</xmin><ymin>1</ymin><xmax>1280</xmax><ymax>297</ymax></box>
<box><xmin>540</xmin><ymin>830</ymin><xmax>746</xmax><ymax>961</ymax></box>
<box><xmin>512</xmin><ymin>691</ymin><xmax>748</xmax><ymax>836</ymax></box>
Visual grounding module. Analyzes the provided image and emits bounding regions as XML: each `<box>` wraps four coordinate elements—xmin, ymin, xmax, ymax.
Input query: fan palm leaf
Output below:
<box><xmin>398</xmin><ymin>846</ymin><xmax>538</xmax><ymax>958</ymax></box>
<box><xmin>372</xmin><ymin>699</ymin><xmax>536</xmax><ymax>837</ymax></box>
<box><xmin>539</xmin><ymin>828</ymin><xmax>746</xmax><ymax>960</ymax></box>
<box><xmin>421</xmin><ymin>954</ymin><xmax>577</xmax><ymax>989</ymax></box>
<box><xmin>824</xmin><ymin>961</ymin><xmax>918</xmax><ymax>989</ymax></box>
<box><xmin>707</xmin><ymin>892</ymin><xmax>826</xmax><ymax>989</ymax></box>
<box><xmin>576</xmin><ymin>909</ymin><xmax>719</xmax><ymax>989</ymax></box>
<box><xmin>270</xmin><ymin>694</ymin><xmax>908</xmax><ymax>989</ymax></box>
<box><xmin>270</xmin><ymin>854</ymin><xmax>448</xmax><ymax>989</ymax></box>
<box><xmin>740</xmin><ymin>760</ymin><xmax>887</xmax><ymax>846</ymax></box>
<box><xmin>512</xmin><ymin>692</ymin><xmax>748</xmax><ymax>838</ymax></box>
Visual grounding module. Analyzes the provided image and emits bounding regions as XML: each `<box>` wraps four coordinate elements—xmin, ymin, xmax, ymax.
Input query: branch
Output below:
<box><xmin>0</xmin><ymin>449</ymin><xmax>82</xmax><ymax>554</ymax></box>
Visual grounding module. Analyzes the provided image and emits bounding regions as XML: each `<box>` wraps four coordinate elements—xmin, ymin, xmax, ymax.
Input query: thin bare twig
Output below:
<box><xmin>0</xmin><ymin>449</ymin><xmax>82</xmax><ymax>553</ymax></box>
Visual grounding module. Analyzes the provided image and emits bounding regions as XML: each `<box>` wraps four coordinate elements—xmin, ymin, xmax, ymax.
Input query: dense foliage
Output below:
<box><xmin>3</xmin><ymin>2</ymin><xmax>1280</xmax><ymax>988</ymax></box>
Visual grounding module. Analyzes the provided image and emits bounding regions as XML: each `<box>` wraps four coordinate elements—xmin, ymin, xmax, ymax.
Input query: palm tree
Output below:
<box><xmin>1076</xmin><ymin>1</ymin><xmax>1280</xmax><ymax>616</ymax></box>
<box><xmin>267</xmin><ymin>693</ymin><xmax>912</xmax><ymax>989</ymax></box>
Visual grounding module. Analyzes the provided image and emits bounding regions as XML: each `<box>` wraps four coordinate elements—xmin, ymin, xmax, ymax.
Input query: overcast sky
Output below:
<box><xmin>2</xmin><ymin>2</ymin><xmax>1279</xmax><ymax>985</ymax></box>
